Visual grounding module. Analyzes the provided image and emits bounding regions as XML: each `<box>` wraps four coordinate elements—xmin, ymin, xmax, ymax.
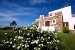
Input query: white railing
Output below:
<box><xmin>38</xmin><ymin>26</ymin><xmax>55</xmax><ymax>31</ymax></box>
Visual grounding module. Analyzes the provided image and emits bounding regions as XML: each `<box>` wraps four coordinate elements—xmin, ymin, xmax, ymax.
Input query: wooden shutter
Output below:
<box><xmin>45</xmin><ymin>21</ymin><xmax>50</xmax><ymax>26</ymax></box>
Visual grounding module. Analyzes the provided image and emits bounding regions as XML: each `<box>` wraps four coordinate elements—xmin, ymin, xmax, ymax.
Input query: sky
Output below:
<box><xmin>0</xmin><ymin>0</ymin><xmax>75</xmax><ymax>27</ymax></box>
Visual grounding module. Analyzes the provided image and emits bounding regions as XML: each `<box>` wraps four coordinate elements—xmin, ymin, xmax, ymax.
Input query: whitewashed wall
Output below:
<box><xmin>49</xmin><ymin>6</ymin><xmax>75</xmax><ymax>30</ymax></box>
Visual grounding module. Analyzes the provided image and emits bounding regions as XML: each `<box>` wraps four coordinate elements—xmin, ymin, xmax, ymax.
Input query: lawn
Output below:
<box><xmin>0</xmin><ymin>30</ymin><xmax>75</xmax><ymax>50</ymax></box>
<box><xmin>58</xmin><ymin>32</ymin><xmax>75</xmax><ymax>50</ymax></box>
<box><xmin>0</xmin><ymin>30</ymin><xmax>16</xmax><ymax>41</ymax></box>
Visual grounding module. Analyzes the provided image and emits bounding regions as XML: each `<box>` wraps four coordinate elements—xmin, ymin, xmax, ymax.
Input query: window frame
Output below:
<box><xmin>52</xmin><ymin>19</ymin><xmax>56</xmax><ymax>24</ymax></box>
<box><xmin>74</xmin><ymin>25</ymin><xmax>75</xmax><ymax>29</ymax></box>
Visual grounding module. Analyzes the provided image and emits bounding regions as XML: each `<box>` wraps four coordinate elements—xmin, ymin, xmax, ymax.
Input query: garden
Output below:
<box><xmin>0</xmin><ymin>23</ymin><xmax>75</xmax><ymax>50</ymax></box>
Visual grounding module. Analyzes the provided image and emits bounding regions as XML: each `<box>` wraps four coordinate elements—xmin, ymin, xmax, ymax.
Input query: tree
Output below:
<box><xmin>10</xmin><ymin>21</ymin><xmax>17</xmax><ymax>30</ymax></box>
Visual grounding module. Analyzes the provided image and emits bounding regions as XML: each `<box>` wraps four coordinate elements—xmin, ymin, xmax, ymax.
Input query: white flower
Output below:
<box><xmin>15</xmin><ymin>36</ymin><xmax>17</xmax><ymax>38</ymax></box>
<box><xmin>54</xmin><ymin>40</ymin><xmax>56</xmax><ymax>42</ymax></box>
<box><xmin>25</xmin><ymin>44</ymin><xmax>27</xmax><ymax>48</ymax></box>
<box><xmin>22</xmin><ymin>49</ymin><xmax>23</xmax><ymax>50</ymax></box>
<box><xmin>18</xmin><ymin>36</ymin><xmax>21</xmax><ymax>39</ymax></box>
<box><xmin>43</xmin><ymin>38</ymin><xmax>44</xmax><ymax>41</ymax></box>
<box><xmin>55</xmin><ymin>33</ymin><xmax>57</xmax><ymax>35</ymax></box>
<box><xmin>39</xmin><ymin>44</ymin><xmax>41</xmax><ymax>46</ymax></box>
<box><xmin>10</xmin><ymin>42</ymin><xmax>12</xmax><ymax>44</ymax></box>
<box><xmin>29</xmin><ymin>41</ymin><xmax>30</xmax><ymax>42</ymax></box>
<box><xmin>25</xmin><ymin>41</ymin><xmax>27</xmax><ymax>42</ymax></box>
<box><xmin>39</xmin><ymin>44</ymin><xmax>43</xmax><ymax>46</ymax></box>
<box><xmin>34</xmin><ymin>47</ymin><xmax>37</xmax><ymax>49</ymax></box>
<box><xmin>26</xmin><ymin>27</ymin><xmax>27</xmax><ymax>29</ymax></box>
<box><xmin>41</xmin><ymin>37</ymin><xmax>43</xmax><ymax>39</ymax></box>
<box><xmin>19</xmin><ymin>30</ymin><xmax>20</xmax><ymax>33</ymax></box>
<box><xmin>57</xmin><ymin>40</ymin><xmax>60</xmax><ymax>42</ymax></box>
<box><xmin>27</xmin><ymin>45</ymin><xmax>29</xmax><ymax>47</ymax></box>
<box><xmin>27</xmin><ymin>33</ymin><xmax>30</xmax><ymax>36</ymax></box>
<box><xmin>15</xmin><ymin>28</ymin><xmax>16</xmax><ymax>29</ymax></box>
<box><xmin>18</xmin><ymin>36</ymin><xmax>23</xmax><ymax>39</ymax></box>
<box><xmin>35</xmin><ymin>40</ymin><xmax>38</xmax><ymax>44</ymax></box>
<box><xmin>6</xmin><ymin>41</ymin><xmax>9</xmax><ymax>43</ymax></box>
<box><xmin>38</xmin><ymin>48</ymin><xmax>40</xmax><ymax>50</ymax></box>
<box><xmin>47</xmin><ymin>42</ymin><xmax>49</xmax><ymax>44</ymax></box>
<box><xmin>41</xmin><ymin>41</ymin><xmax>43</xmax><ymax>42</ymax></box>
<box><xmin>49</xmin><ymin>42</ymin><xmax>51</xmax><ymax>44</ymax></box>
<box><xmin>37</xmin><ymin>37</ymin><xmax>39</xmax><ymax>39</ymax></box>
<box><xmin>13</xmin><ymin>45</ymin><xmax>16</xmax><ymax>48</ymax></box>
<box><xmin>22</xmin><ymin>40</ymin><xmax>24</xmax><ymax>42</ymax></box>
<box><xmin>10</xmin><ymin>38</ymin><xmax>12</xmax><ymax>40</ymax></box>
<box><xmin>31</xmin><ymin>42</ymin><xmax>33</xmax><ymax>44</ymax></box>
<box><xmin>14</xmin><ymin>31</ymin><xmax>17</xmax><ymax>33</ymax></box>
<box><xmin>35</xmin><ymin>49</ymin><xmax>38</xmax><ymax>50</ymax></box>
<box><xmin>17</xmin><ymin>46</ymin><xmax>20</xmax><ymax>49</ymax></box>
<box><xmin>30</xmin><ymin>31</ymin><xmax>31</xmax><ymax>32</ymax></box>
<box><xmin>41</xmin><ymin>44</ymin><xmax>43</xmax><ymax>46</ymax></box>
<box><xmin>3</xmin><ymin>40</ymin><xmax>5</xmax><ymax>42</ymax></box>
<box><xmin>30</xmin><ymin>27</ymin><xmax>33</xmax><ymax>29</ymax></box>
<box><xmin>33</xmin><ymin>25</ymin><xmax>36</xmax><ymax>28</ymax></box>
<box><xmin>31</xmin><ymin>34</ymin><xmax>33</xmax><ymax>37</ymax></box>
<box><xmin>41</xmin><ymin>30</ymin><xmax>43</xmax><ymax>33</ymax></box>
<box><xmin>22</xmin><ymin>45</ymin><xmax>24</xmax><ymax>47</ymax></box>
<box><xmin>37</xmin><ymin>39</ymin><xmax>39</xmax><ymax>42</ymax></box>
<box><xmin>21</xmin><ymin>37</ymin><xmax>23</xmax><ymax>39</ymax></box>
<box><xmin>37</xmin><ymin>29</ymin><xmax>39</xmax><ymax>32</ymax></box>
<box><xmin>14</xmin><ymin>39</ymin><xmax>16</xmax><ymax>41</ymax></box>
<box><xmin>44</xmin><ymin>34</ymin><xmax>46</xmax><ymax>36</ymax></box>
<box><xmin>48</xmin><ymin>37</ymin><xmax>50</xmax><ymax>39</ymax></box>
<box><xmin>29</xmin><ymin>38</ymin><xmax>30</xmax><ymax>39</ymax></box>
<box><xmin>20</xmin><ymin>44</ymin><xmax>22</xmax><ymax>46</ymax></box>
<box><xmin>5</xmin><ymin>33</ymin><xmax>7</xmax><ymax>34</ymax></box>
<box><xmin>23</xmin><ymin>33</ymin><xmax>25</xmax><ymax>35</ymax></box>
<box><xmin>21</xmin><ymin>31</ymin><xmax>22</xmax><ymax>32</ymax></box>
<box><xmin>27</xmin><ymin>38</ymin><xmax>29</xmax><ymax>40</ymax></box>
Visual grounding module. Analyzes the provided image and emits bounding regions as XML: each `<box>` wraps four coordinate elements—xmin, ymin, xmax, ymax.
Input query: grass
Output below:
<box><xmin>0</xmin><ymin>30</ymin><xmax>16</xmax><ymax>41</ymax></box>
<box><xmin>0</xmin><ymin>30</ymin><xmax>75</xmax><ymax>50</ymax></box>
<box><xmin>58</xmin><ymin>32</ymin><xmax>75</xmax><ymax>50</ymax></box>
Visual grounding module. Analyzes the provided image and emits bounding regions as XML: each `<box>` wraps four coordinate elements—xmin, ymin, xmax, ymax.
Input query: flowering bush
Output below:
<box><xmin>0</xmin><ymin>23</ymin><xmax>61</xmax><ymax>50</ymax></box>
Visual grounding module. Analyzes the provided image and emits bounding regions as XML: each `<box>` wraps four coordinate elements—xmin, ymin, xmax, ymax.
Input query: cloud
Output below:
<box><xmin>29</xmin><ymin>0</ymin><xmax>47</xmax><ymax>5</ymax></box>
<box><xmin>0</xmin><ymin>1</ymin><xmax>49</xmax><ymax>15</ymax></box>
<box><xmin>28</xmin><ymin>0</ymin><xmax>59</xmax><ymax>5</ymax></box>
<box><xmin>0</xmin><ymin>12</ymin><xmax>20</xmax><ymax>21</ymax></box>
<box><xmin>0</xmin><ymin>0</ymin><xmax>49</xmax><ymax>22</ymax></box>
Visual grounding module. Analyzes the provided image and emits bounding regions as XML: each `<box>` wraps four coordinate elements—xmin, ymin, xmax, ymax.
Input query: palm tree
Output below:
<box><xmin>10</xmin><ymin>21</ymin><xmax>17</xmax><ymax>30</ymax></box>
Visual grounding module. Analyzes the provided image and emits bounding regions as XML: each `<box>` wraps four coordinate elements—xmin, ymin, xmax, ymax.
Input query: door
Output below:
<box><xmin>63</xmin><ymin>22</ymin><xmax>69</xmax><ymax>27</ymax></box>
<box><xmin>45</xmin><ymin>21</ymin><xmax>50</xmax><ymax>26</ymax></box>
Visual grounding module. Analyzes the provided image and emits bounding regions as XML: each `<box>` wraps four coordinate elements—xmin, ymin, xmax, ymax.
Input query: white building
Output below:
<box><xmin>36</xmin><ymin>6</ymin><xmax>75</xmax><ymax>32</ymax></box>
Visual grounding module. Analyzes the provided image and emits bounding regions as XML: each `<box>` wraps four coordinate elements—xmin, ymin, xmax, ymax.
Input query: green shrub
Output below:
<box><xmin>63</xmin><ymin>26</ymin><xmax>70</xmax><ymax>33</ymax></box>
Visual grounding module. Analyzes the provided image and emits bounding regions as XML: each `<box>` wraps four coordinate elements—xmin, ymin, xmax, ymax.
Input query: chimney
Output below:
<box><xmin>40</xmin><ymin>15</ymin><xmax>44</xmax><ymax>19</ymax></box>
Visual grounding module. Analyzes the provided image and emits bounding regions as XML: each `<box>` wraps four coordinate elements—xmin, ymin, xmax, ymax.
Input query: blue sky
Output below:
<box><xmin>0</xmin><ymin>0</ymin><xmax>75</xmax><ymax>27</ymax></box>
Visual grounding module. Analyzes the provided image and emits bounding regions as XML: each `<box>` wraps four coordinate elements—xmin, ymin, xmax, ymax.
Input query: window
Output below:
<box><xmin>50</xmin><ymin>14</ymin><xmax>52</xmax><ymax>16</ymax></box>
<box><xmin>52</xmin><ymin>19</ymin><xmax>56</xmax><ymax>24</ymax></box>
<box><xmin>74</xmin><ymin>25</ymin><xmax>75</xmax><ymax>29</ymax></box>
<box><xmin>53</xmin><ymin>20</ymin><xmax>55</xmax><ymax>23</ymax></box>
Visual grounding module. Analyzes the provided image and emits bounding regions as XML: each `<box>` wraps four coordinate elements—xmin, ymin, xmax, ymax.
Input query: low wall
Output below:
<box><xmin>38</xmin><ymin>26</ymin><xmax>55</xmax><ymax>31</ymax></box>
<box><xmin>70</xmin><ymin>30</ymin><xmax>75</xmax><ymax>34</ymax></box>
